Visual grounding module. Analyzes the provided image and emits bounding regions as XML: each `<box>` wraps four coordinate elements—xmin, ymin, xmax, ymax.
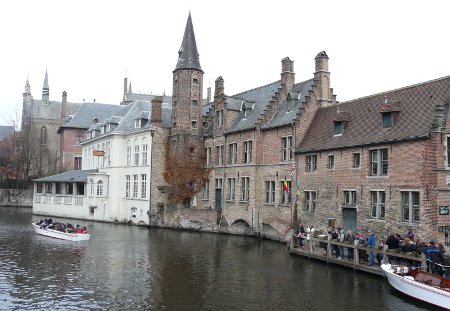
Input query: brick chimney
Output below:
<box><xmin>151</xmin><ymin>96</ymin><xmax>163</xmax><ymax>127</ymax></box>
<box><xmin>281</xmin><ymin>57</ymin><xmax>295</xmax><ymax>93</ymax></box>
<box><xmin>314</xmin><ymin>51</ymin><xmax>332</xmax><ymax>106</ymax></box>
<box><xmin>214</xmin><ymin>76</ymin><xmax>224</xmax><ymax>101</ymax></box>
<box><xmin>61</xmin><ymin>91</ymin><xmax>68</xmax><ymax>120</ymax></box>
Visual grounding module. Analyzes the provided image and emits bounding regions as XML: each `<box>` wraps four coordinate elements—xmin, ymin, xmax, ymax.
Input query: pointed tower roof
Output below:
<box><xmin>129</xmin><ymin>81</ymin><xmax>132</xmax><ymax>94</ymax></box>
<box><xmin>174</xmin><ymin>12</ymin><xmax>203</xmax><ymax>73</ymax></box>
<box><xmin>42</xmin><ymin>69</ymin><xmax>49</xmax><ymax>95</ymax></box>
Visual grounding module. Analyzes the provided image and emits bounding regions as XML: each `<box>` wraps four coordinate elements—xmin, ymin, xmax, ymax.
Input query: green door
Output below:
<box><xmin>343</xmin><ymin>208</ymin><xmax>357</xmax><ymax>232</ymax></box>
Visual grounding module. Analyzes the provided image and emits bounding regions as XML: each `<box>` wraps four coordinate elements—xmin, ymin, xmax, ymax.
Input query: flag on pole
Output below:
<box><xmin>283</xmin><ymin>178</ymin><xmax>289</xmax><ymax>192</ymax></box>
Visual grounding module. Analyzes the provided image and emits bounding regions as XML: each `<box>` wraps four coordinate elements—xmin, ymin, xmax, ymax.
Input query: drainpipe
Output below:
<box><xmin>291</xmin><ymin>121</ymin><xmax>297</xmax><ymax>225</ymax></box>
<box><xmin>149</xmin><ymin>130</ymin><xmax>154</xmax><ymax>226</ymax></box>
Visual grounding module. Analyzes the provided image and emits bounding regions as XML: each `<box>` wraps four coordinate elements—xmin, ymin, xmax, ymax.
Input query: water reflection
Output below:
<box><xmin>0</xmin><ymin>207</ymin><xmax>436</xmax><ymax>311</ymax></box>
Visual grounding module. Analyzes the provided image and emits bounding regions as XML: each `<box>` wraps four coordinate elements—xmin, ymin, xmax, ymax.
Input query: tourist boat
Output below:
<box><xmin>32</xmin><ymin>223</ymin><xmax>91</xmax><ymax>241</ymax></box>
<box><xmin>381</xmin><ymin>263</ymin><xmax>450</xmax><ymax>310</ymax></box>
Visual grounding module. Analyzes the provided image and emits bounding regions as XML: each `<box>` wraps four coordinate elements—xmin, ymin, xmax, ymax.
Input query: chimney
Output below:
<box><xmin>61</xmin><ymin>91</ymin><xmax>68</xmax><ymax>120</ymax></box>
<box><xmin>314</xmin><ymin>51</ymin><xmax>332</xmax><ymax>105</ymax></box>
<box><xmin>214</xmin><ymin>76</ymin><xmax>224</xmax><ymax>100</ymax></box>
<box><xmin>281</xmin><ymin>57</ymin><xmax>295</xmax><ymax>92</ymax></box>
<box><xmin>93</xmin><ymin>98</ymin><xmax>96</xmax><ymax>103</ymax></box>
<box><xmin>151</xmin><ymin>96</ymin><xmax>163</xmax><ymax>127</ymax></box>
<box><xmin>207</xmin><ymin>87</ymin><xmax>212</xmax><ymax>103</ymax></box>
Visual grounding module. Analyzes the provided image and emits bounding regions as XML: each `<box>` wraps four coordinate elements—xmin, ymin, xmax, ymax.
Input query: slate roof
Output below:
<box><xmin>29</xmin><ymin>99</ymin><xmax>82</xmax><ymax>120</ymax></box>
<box><xmin>263</xmin><ymin>79</ymin><xmax>315</xmax><ymax>129</ymax></box>
<box><xmin>34</xmin><ymin>169</ymin><xmax>97</xmax><ymax>182</ymax></box>
<box><xmin>60</xmin><ymin>102</ymin><xmax>122</xmax><ymax>130</ymax></box>
<box><xmin>0</xmin><ymin>126</ymin><xmax>13</xmax><ymax>141</ymax></box>
<box><xmin>174</xmin><ymin>13</ymin><xmax>202</xmax><ymax>72</ymax></box>
<box><xmin>226</xmin><ymin>80</ymin><xmax>282</xmax><ymax>133</ymax></box>
<box><xmin>297</xmin><ymin>76</ymin><xmax>450</xmax><ymax>153</ymax></box>
<box><xmin>126</xmin><ymin>93</ymin><xmax>172</xmax><ymax>105</ymax></box>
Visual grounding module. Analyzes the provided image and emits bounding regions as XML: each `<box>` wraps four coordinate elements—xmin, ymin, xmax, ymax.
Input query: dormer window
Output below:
<box><xmin>382</xmin><ymin>112</ymin><xmax>392</xmax><ymax>128</ymax></box>
<box><xmin>334</xmin><ymin>121</ymin><xmax>344</xmax><ymax>136</ymax></box>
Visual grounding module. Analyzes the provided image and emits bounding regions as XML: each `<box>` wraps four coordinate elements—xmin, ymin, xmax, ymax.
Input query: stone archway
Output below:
<box><xmin>229</xmin><ymin>219</ymin><xmax>254</xmax><ymax>235</ymax></box>
<box><xmin>261</xmin><ymin>223</ymin><xmax>283</xmax><ymax>241</ymax></box>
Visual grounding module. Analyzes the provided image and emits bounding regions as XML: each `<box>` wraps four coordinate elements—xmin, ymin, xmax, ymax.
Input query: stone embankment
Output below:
<box><xmin>0</xmin><ymin>189</ymin><xmax>32</xmax><ymax>207</ymax></box>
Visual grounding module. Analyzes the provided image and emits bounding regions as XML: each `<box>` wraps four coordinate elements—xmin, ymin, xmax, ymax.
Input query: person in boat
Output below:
<box><xmin>419</xmin><ymin>240</ymin><xmax>444</xmax><ymax>275</ymax></box>
<box><xmin>82</xmin><ymin>227</ymin><xmax>88</xmax><ymax>234</ymax></box>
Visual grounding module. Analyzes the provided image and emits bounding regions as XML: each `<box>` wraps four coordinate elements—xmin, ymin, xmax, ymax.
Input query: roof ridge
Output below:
<box><xmin>231</xmin><ymin>80</ymin><xmax>281</xmax><ymax>98</ymax></box>
<box><xmin>342</xmin><ymin>75</ymin><xmax>450</xmax><ymax>104</ymax></box>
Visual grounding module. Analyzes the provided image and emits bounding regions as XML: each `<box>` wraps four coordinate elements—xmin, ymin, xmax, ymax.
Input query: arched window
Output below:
<box><xmin>96</xmin><ymin>180</ymin><xmax>103</xmax><ymax>196</ymax></box>
<box><xmin>40</xmin><ymin>126</ymin><xmax>47</xmax><ymax>145</ymax></box>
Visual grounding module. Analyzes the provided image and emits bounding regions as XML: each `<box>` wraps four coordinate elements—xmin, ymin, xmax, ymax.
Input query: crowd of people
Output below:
<box><xmin>35</xmin><ymin>218</ymin><xmax>88</xmax><ymax>234</ymax></box>
<box><xmin>293</xmin><ymin>225</ymin><xmax>450</xmax><ymax>278</ymax></box>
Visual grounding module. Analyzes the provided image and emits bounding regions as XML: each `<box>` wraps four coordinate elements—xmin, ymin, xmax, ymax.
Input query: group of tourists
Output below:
<box><xmin>293</xmin><ymin>225</ymin><xmax>449</xmax><ymax>278</ymax></box>
<box><xmin>35</xmin><ymin>218</ymin><xmax>88</xmax><ymax>234</ymax></box>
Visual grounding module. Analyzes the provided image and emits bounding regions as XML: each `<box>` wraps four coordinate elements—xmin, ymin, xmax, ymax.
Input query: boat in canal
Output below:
<box><xmin>381</xmin><ymin>263</ymin><xmax>450</xmax><ymax>310</ymax></box>
<box><xmin>32</xmin><ymin>223</ymin><xmax>91</xmax><ymax>241</ymax></box>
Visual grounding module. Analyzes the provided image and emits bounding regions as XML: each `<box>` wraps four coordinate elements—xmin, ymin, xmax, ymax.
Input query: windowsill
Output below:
<box><xmin>239</xmin><ymin>200</ymin><xmax>249</xmax><ymax>203</ymax></box>
<box><xmin>226</xmin><ymin>199</ymin><xmax>235</xmax><ymax>202</ymax></box>
<box><xmin>202</xmin><ymin>199</ymin><xmax>209</xmax><ymax>201</ymax></box>
<box><xmin>366</xmin><ymin>218</ymin><xmax>385</xmax><ymax>223</ymax></box>
<box><xmin>367</xmin><ymin>175</ymin><xmax>389</xmax><ymax>179</ymax></box>
<box><xmin>351</xmin><ymin>166</ymin><xmax>361</xmax><ymax>170</ymax></box>
<box><xmin>333</xmin><ymin>134</ymin><xmax>343</xmax><ymax>137</ymax></box>
<box><xmin>305</xmin><ymin>171</ymin><xmax>317</xmax><ymax>174</ymax></box>
<box><xmin>126</xmin><ymin>197</ymin><xmax>147</xmax><ymax>201</ymax></box>
<box><xmin>327</xmin><ymin>167</ymin><xmax>334</xmax><ymax>170</ymax></box>
<box><xmin>399</xmin><ymin>221</ymin><xmax>420</xmax><ymax>226</ymax></box>
<box><xmin>263</xmin><ymin>203</ymin><xmax>275</xmax><ymax>206</ymax></box>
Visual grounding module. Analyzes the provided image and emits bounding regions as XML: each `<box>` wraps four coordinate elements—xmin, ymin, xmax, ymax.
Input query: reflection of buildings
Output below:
<box><xmin>31</xmin><ymin>12</ymin><xmax>450</xmax><ymax>244</ymax></box>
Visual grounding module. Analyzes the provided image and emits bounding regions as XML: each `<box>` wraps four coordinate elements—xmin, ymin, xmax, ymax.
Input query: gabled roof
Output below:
<box><xmin>30</xmin><ymin>99</ymin><xmax>82</xmax><ymax>120</ymax></box>
<box><xmin>174</xmin><ymin>13</ymin><xmax>202</xmax><ymax>72</ymax></box>
<box><xmin>297</xmin><ymin>76</ymin><xmax>450</xmax><ymax>153</ymax></box>
<box><xmin>263</xmin><ymin>79</ymin><xmax>314</xmax><ymax>129</ymax></box>
<box><xmin>33</xmin><ymin>169</ymin><xmax>97</xmax><ymax>182</ymax></box>
<box><xmin>60</xmin><ymin>102</ymin><xmax>122</xmax><ymax>130</ymax></box>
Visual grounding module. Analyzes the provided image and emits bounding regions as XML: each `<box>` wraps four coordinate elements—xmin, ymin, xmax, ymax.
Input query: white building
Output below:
<box><xmin>33</xmin><ymin>97</ymin><xmax>171</xmax><ymax>225</ymax></box>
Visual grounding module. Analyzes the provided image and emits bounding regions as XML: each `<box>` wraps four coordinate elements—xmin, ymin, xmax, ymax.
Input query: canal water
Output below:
<box><xmin>0</xmin><ymin>207</ymin><xmax>435</xmax><ymax>311</ymax></box>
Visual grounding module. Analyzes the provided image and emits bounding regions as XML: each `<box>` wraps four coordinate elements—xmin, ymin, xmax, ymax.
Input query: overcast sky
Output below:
<box><xmin>1</xmin><ymin>0</ymin><xmax>449</xmax><ymax>127</ymax></box>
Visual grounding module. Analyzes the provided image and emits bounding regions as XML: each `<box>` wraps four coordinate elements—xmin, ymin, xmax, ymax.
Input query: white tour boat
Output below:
<box><xmin>32</xmin><ymin>223</ymin><xmax>91</xmax><ymax>241</ymax></box>
<box><xmin>381</xmin><ymin>263</ymin><xmax>450</xmax><ymax>310</ymax></box>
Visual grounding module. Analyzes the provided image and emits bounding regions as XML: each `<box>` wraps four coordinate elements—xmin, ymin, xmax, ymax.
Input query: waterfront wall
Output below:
<box><xmin>0</xmin><ymin>189</ymin><xmax>33</xmax><ymax>207</ymax></box>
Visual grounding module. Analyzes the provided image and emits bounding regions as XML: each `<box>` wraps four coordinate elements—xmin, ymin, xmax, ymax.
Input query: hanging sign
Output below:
<box><xmin>93</xmin><ymin>150</ymin><xmax>105</xmax><ymax>157</ymax></box>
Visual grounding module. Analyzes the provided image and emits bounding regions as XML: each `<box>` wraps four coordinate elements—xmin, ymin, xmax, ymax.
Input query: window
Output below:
<box><xmin>265</xmin><ymin>181</ymin><xmax>275</xmax><ymax>204</ymax></box>
<box><xmin>74</xmin><ymin>157</ymin><xmax>82</xmax><ymax>170</ymax></box>
<box><xmin>66</xmin><ymin>183</ymin><xmax>73</xmax><ymax>195</ymax></box>
<box><xmin>244</xmin><ymin>141</ymin><xmax>252</xmax><ymax>163</ymax></box>
<box><xmin>216</xmin><ymin>145</ymin><xmax>224</xmax><ymax>165</ymax></box>
<box><xmin>193</xmin><ymin>78</ymin><xmax>198</xmax><ymax>84</ymax></box>
<box><xmin>370</xmin><ymin>149</ymin><xmax>388</xmax><ymax>176</ymax></box>
<box><xmin>55</xmin><ymin>183</ymin><xmax>62</xmax><ymax>194</ymax></box>
<box><xmin>281</xmin><ymin>180</ymin><xmax>292</xmax><ymax>205</ymax></box>
<box><xmin>229</xmin><ymin>143</ymin><xmax>237</xmax><ymax>164</ymax></box>
<box><xmin>304</xmin><ymin>191</ymin><xmax>317</xmax><ymax>212</ymax></box>
<box><xmin>125</xmin><ymin>175</ymin><xmax>130</xmax><ymax>198</ymax></box>
<box><xmin>215</xmin><ymin>178</ymin><xmax>223</xmax><ymax>188</ymax></box>
<box><xmin>126</xmin><ymin>146</ymin><xmax>131</xmax><ymax>166</ymax></box>
<box><xmin>327</xmin><ymin>155</ymin><xmax>335</xmax><ymax>169</ymax></box>
<box><xmin>134</xmin><ymin>145</ymin><xmax>139</xmax><ymax>165</ymax></box>
<box><xmin>134</xmin><ymin>119</ymin><xmax>141</xmax><ymax>128</ymax></box>
<box><xmin>141</xmin><ymin>174</ymin><xmax>147</xmax><ymax>199</ymax></box>
<box><xmin>191</xmin><ymin>99</ymin><xmax>198</xmax><ymax>107</ymax></box>
<box><xmin>382</xmin><ymin>112</ymin><xmax>392</xmax><ymax>128</ymax></box>
<box><xmin>241</xmin><ymin>177</ymin><xmax>250</xmax><ymax>202</ymax></box>
<box><xmin>40</xmin><ymin>126</ymin><xmax>47</xmax><ymax>145</ymax></box>
<box><xmin>282</xmin><ymin>136</ymin><xmax>292</xmax><ymax>161</ymax></box>
<box><xmin>142</xmin><ymin>144</ymin><xmax>148</xmax><ymax>165</ymax></box>
<box><xmin>202</xmin><ymin>179</ymin><xmax>210</xmax><ymax>200</ymax></box>
<box><xmin>402</xmin><ymin>191</ymin><xmax>420</xmax><ymax>223</ymax></box>
<box><xmin>96</xmin><ymin>181</ymin><xmax>103</xmax><ymax>196</ymax></box>
<box><xmin>344</xmin><ymin>190</ymin><xmax>357</xmax><ymax>207</ymax></box>
<box><xmin>353</xmin><ymin>153</ymin><xmax>361</xmax><ymax>168</ymax></box>
<box><xmin>132</xmin><ymin>175</ymin><xmax>138</xmax><ymax>198</ymax></box>
<box><xmin>216</xmin><ymin>110</ymin><xmax>224</xmax><ymax>127</ymax></box>
<box><xmin>306</xmin><ymin>155</ymin><xmax>317</xmax><ymax>172</ymax></box>
<box><xmin>334</xmin><ymin>121</ymin><xmax>344</xmax><ymax>135</ymax></box>
<box><xmin>36</xmin><ymin>183</ymin><xmax>43</xmax><ymax>194</ymax></box>
<box><xmin>206</xmin><ymin>147</ymin><xmax>211</xmax><ymax>166</ymax></box>
<box><xmin>371</xmin><ymin>191</ymin><xmax>386</xmax><ymax>220</ymax></box>
<box><xmin>191</xmin><ymin>120</ymin><xmax>197</xmax><ymax>129</ymax></box>
<box><xmin>90</xmin><ymin>179</ymin><xmax>94</xmax><ymax>196</ymax></box>
<box><xmin>75</xmin><ymin>131</ymin><xmax>84</xmax><ymax>145</ymax></box>
<box><xmin>227</xmin><ymin>178</ymin><xmax>235</xmax><ymax>200</ymax></box>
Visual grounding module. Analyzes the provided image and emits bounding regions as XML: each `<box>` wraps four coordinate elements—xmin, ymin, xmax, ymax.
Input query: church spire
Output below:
<box><xmin>128</xmin><ymin>81</ymin><xmax>132</xmax><ymax>94</ymax></box>
<box><xmin>174</xmin><ymin>12</ymin><xmax>202</xmax><ymax>72</ymax></box>
<box><xmin>42</xmin><ymin>68</ymin><xmax>49</xmax><ymax>103</ymax></box>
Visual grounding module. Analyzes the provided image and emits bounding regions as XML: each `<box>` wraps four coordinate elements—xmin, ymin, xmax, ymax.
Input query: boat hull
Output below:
<box><xmin>32</xmin><ymin>223</ymin><xmax>91</xmax><ymax>241</ymax></box>
<box><xmin>381</xmin><ymin>263</ymin><xmax>450</xmax><ymax>310</ymax></box>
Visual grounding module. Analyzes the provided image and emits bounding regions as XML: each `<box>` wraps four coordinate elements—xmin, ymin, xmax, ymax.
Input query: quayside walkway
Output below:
<box><xmin>287</xmin><ymin>234</ymin><xmax>427</xmax><ymax>277</ymax></box>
